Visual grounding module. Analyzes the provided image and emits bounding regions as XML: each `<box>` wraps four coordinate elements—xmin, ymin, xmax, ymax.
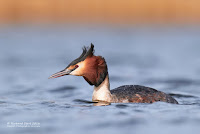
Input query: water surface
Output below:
<box><xmin>0</xmin><ymin>25</ymin><xmax>200</xmax><ymax>134</ymax></box>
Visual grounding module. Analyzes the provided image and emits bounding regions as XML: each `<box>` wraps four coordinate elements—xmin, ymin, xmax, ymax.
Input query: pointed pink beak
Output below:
<box><xmin>49</xmin><ymin>69</ymin><xmax>72</xmax><ymax>79</ymax></box>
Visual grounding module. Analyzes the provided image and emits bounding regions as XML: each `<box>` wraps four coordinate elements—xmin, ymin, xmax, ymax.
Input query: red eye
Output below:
<box><xmin>75</xmin><ymin>65</ymin><xmax>79</xmax><ymax>68</ymax></box>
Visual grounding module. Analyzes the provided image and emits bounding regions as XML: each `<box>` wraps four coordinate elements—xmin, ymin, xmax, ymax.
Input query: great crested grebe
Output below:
<box><xmin>49</xmin><ymin>44</ymin><xmax>178</xmax><ymax>104</ymax></box>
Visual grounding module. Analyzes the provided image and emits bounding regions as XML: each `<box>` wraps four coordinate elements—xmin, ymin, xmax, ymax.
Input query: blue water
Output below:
<box><xmin>0</xmin><ymin>25</ymin><xmax>200</xmax><ymax>134</ymax></box>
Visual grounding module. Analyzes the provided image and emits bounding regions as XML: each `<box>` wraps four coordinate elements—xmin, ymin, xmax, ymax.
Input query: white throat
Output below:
<box><xmin>92</xmin><ymin>75</ymin><xmax>112</xmax><ymax>102</ymax></box>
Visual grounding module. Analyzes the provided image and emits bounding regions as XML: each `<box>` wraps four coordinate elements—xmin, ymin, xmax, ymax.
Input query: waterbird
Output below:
<box><xmin>49</xmin><ymin>44</ymin><xmax>178</xmax><ymax>104</ymax></box>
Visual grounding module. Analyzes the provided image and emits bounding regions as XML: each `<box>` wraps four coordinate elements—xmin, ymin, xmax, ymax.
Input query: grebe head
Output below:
<box><xmin>49</xmin><ymin>43</ymin><xmax>108</xmax><ymax>87</ymax></box>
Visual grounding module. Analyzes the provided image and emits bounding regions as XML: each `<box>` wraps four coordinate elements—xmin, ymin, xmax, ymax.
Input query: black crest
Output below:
<box><xmin>66</xmin><ymin>43</ymin><xmax>94</xmax><ymax>68</ymax></box>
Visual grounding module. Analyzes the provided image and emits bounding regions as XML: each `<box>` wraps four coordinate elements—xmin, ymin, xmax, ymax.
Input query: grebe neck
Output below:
<box><xmin>92</xmin><ymin>74</ymin><xmax>112</xmax><ymax>102</ymax></box>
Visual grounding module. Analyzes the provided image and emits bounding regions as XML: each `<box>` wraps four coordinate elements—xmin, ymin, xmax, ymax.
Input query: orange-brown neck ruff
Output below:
<box><xmin>83</xmin><ymin>56</ymin><xmax>108</xmax><ymax>87</ymax></box>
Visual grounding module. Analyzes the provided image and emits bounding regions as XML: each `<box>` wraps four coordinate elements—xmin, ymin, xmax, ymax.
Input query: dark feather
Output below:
<box><xmin>66</xmin><ymin>43</ymin><xmax>94</xmax><ymax>68</ymax></box>
<box><xmin>111</xmin><ymin>85</ymin><xmax>178</xmax><ymax>104</ymax></box>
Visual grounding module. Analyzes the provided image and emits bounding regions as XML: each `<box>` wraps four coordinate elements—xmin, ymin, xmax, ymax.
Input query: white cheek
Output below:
<box><xmin>70</xmin><ymin>62</ymin><xmax>85</xmax><ymax>76</ymax></box>
<box><xmin>70</xmin><ymin>69</ymin><xmax>79</xmax><ymax>75</ymax></box>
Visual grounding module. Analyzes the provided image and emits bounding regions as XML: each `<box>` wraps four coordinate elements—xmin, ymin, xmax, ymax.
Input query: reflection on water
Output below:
<box><xmin>169</xmin><ymin>93</ymin><xmax>198</xmax><ymax>98</ymax></box>
<box><xmin>49</xmin><ymin>86</ymin><xmax>76</xmax><ymax>93</ymax></box>
<box><xmin>93</xmin><ymin>101</ymin><xmax>111</xmax><ymax>106</ymax></box>
<box><xmin>0</xmin><ymin>26</ymin><xmax>200</xmax><ymax>134</ymax></box>
<box><xmin>74</xmin><ymin>99</ymin><xmax>111</xmax><ymax>106</ymax></box>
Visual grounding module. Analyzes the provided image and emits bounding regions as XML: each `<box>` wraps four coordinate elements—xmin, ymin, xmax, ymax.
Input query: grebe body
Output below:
<box><xmin>49</xmin><ymin>44</ymin><xmax>178</xmax><ymax>104</ymax></box>
<box><xmin>110</xmin><ymin>85</ymin><xmax>178</xmax><ymax>103</ymax></box>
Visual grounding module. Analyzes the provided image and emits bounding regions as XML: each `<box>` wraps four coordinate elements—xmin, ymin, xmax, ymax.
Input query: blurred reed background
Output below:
<box><xmin>0</xmin><ymin>0</ymin><xmax>200</xmax><ymax>25</ymax></box>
